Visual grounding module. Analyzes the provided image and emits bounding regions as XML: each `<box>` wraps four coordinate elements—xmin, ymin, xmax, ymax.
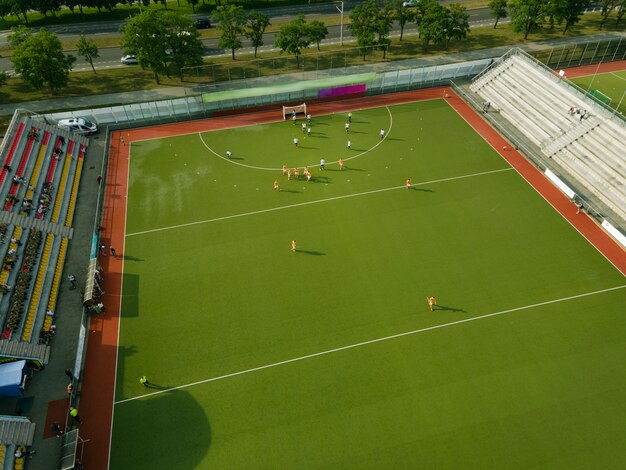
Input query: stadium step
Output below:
<box><xmin>541</xmin><ymin>118</ymin><xmax>600</xmax><ymax>157</ymax></box>
<box><xmin>0</xmin><ymin>417</ymin><xmax>36</xmax><ymax>446</ymax></box>
<box><xmin>0</xmin><ymin>340</ymin><xmax>51</xmax><ymax>365</ymax></box>
<box><xmin>0</xmin><ymin>212</ymin><xmax>74</xmax><ymax>239</ymax></box>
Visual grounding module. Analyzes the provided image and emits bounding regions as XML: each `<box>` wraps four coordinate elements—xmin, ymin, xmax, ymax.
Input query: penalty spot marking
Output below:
<box><xmin>114</xmin><ymin>284</ymin><xmax>626</xmax><ymax>405</ymax></box>
<box><xmin>126</xmin><ymin>167</ymin><xmax>513</xmax><ymax>237</ymax></box>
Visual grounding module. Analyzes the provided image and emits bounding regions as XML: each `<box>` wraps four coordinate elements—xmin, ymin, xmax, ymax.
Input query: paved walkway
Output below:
<box><xmin>1</xmin><ymin>32</ymin><xmax>624</xmax><ymax>117</ymax></box>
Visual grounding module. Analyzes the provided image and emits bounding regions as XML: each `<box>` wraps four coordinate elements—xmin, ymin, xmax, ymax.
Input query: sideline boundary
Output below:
<box><xmin>445</xmin><ymin>88</ymin><xmax>626</xmax><ymax>276</ymax></box>
<box><xmin>126</xmin><ymin>168</ymin><xmax>513</xmax><ymax>238</ymax></box>
<box><xmin>81</xmin><ymin>66</ymin><xmax>625</xmax><ymax>469</ymax></box>
<box><xmin>115</xmin><ymin>284</ymin><xmax>625</xmax><ymax>405</ymax></box>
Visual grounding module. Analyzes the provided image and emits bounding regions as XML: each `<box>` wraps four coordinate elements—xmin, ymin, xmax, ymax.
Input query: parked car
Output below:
<box><xmin>402</xmin><ymin>0</ymin><xmax>417</xmax><ymax>6</ymax></box>
<box><xmin>195</xmin><ymin>18</ymin><xmax>211</xmax><ymax>29</ymax></box>
<box><xmin>57</xmin><ymin>118</ymin><xmax>98</xmax><ymax>135</ymax></box>
<box><xmin>120</xmin><ymin>55</ymin><xmax>138</xmax><ymax>65</ymax></box>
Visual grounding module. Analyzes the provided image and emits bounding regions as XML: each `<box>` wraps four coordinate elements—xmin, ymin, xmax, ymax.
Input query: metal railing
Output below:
<box><xmin>450</xmin><ymin>80</ymin><xmax>625</xmax><ymax>235</ymax></box>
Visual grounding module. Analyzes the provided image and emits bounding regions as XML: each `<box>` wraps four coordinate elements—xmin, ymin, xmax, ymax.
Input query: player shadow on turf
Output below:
<box><xmin>433</xmin><ymin>304</ymin><xmax>466</xmax><ymax>313</ymax></box>
<box><xmin>296</xmin><ymin>145</ymin><xmax>319</xmax><ymax>150</ymax></box>
<box><xmin>296</xmin><ymin>250</ymin><xmax>326</xmax><ymax>256</ymax></box>
<box><xmin>228</xmin><ymin>156</ymin><xmax>244</xmax><ymax>161</ymax></box>
<box><xmin>280</xmin><ymin>189</ymin><xmax>302</xmax><ymax>194</ymax></box>
<box><xmin>122</xmin><ymin>254</ymin><xmax>144</xmax><ymax>262</ymax></box>
<box><xmin>310</xmin><ymin>176</ymin><xmax>333</xmax><ymax>184</ymax></box>
<box><xmin>143</xmin><ymin>382</ymin><xmax>170</xmax><ymax>390</ymax></box>
<box><xmin>409</xmin><ymin>187</ymin><xmax>434</xmax><ymax>192</ymax></box>
<box><xmin>327</xmin><ymin>167</ymin><xmax>365</xmax><ymax>172</ymax></box>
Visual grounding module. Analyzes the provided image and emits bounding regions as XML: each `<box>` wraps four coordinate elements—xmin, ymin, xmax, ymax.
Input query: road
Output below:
<box><xmin>0</xmin><ymin>4</ymin><xmax>605</xmax><ymax>73</ymax></box>
<box><xmin>0</xmin><ymin>6</ymin><xmax>499</xmax><ymax>73</ymax></box>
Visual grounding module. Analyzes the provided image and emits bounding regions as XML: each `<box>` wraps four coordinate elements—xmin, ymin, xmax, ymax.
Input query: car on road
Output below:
<box><xmin>57</xmin><ymin>118</ymin><xmax>98</xmax><ymax>135</ymax></box>
<box><xmin>120</xmin><ymin>55</ymin><xmax>138</xmax><ymax>65</ymax></box>
<box><xmin>195</xmin><ymin>18</ymin><xmax>211</xmax><ymax>29</ymax></box>
<box><xmin>402</xmin><ymin>0</ymin><xmax>417</xmax><ymax>6</ymax></box>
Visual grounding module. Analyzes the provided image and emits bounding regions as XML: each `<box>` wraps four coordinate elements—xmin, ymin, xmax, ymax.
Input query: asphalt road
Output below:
<box><xmin>0</xmin><ymin>4</ymin><xmax>605</xmax><ymax>73</ymax></box>
<box><xmin>1</xmin><ymin>6</ymin><xmax>501</xmax><ymax>73</ymax></box>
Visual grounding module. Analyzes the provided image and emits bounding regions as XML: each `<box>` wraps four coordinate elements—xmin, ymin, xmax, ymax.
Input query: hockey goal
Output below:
<box><xmin>282</xmin><ymin>103</ymin><xmax>307</xmax><ymax>120</ymax></box>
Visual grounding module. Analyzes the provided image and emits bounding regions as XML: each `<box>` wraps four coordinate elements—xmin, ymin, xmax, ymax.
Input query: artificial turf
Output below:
<box><xmin>570</xmin><ymin>69</ymin><xmax>626</xmax><ymax>115</ymax></box>
<box><xmin>110</xmin><ymin>99</ymin><xmax>626</xmax><ymax>469</ymax></box>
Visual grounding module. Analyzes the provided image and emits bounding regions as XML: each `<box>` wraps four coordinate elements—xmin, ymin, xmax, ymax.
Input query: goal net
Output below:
<box><xmin>282</xmin><ymin>103</ymin><xmax>307</xmax><ymax>120</ymax></box>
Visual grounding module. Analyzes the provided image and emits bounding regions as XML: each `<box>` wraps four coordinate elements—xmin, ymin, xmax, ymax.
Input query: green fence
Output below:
<box><xmin>531</xmin><ymin>38</ymin><xmax>626</xmax><ymax>70</ymax></box>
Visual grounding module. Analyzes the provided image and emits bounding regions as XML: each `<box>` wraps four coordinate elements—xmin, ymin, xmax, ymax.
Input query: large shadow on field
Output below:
<box><xmin>120</xmin><ymin>273</ymin><xmax>139</xmax><ymax>317</ymax></box>
<box><xmin>110</xmin><ymin>389</ymin><xmax>211</xmax><ymax>469</ymax></box>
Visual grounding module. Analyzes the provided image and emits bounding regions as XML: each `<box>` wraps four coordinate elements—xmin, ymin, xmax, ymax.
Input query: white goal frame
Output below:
<box><xmin>282</xmin><ymin>103</ymin><xmax>307</xmax><ymax>120</ymax></box>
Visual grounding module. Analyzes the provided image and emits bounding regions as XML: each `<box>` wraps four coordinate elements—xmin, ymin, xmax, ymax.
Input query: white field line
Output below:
<box><xmin>114</xmin><ymin>284</ymin><xmax>626</xmax><ymax>405</ymax></box>
<box><xmin>446</xmin><ymin>98</ymin><xmax>626</xmax><ymax>277</ymax></box>
<box><xmin>108</xmin><ymin>142</ymin><xmax>132</xmax><ymax>469</ymax></box>
<box><xmin>126</xmin><ymin>167</ymin><xmax>513</xmax><ymax>237</ymax></box>
<box><xmin>198</xmin><ymin>106</ymin><xmax>393</xmax><ymax>171</ymax></box>
<box><xmin>130</xmin><ymin>96</ymin><xmax>443</xmax><ymax>145</ymax></box>
<box><xmin>609</xmin><ymin>71</ymin><xmax>626</xmax><ymax>82</ymax></box>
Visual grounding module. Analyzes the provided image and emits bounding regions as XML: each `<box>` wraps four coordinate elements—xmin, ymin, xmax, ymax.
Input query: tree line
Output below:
<box><xmin>489</xmin><ymin>0</ymin><xmax>626</xmax><ymax>38</ymax></box>
<box><xmin>3</xmin><ymin>0</ymin><xmax>623</xmax><ymax>93</ymax></box>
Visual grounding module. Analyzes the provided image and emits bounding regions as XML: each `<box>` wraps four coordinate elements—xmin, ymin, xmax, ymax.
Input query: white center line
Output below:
<box><xmin>114</xmin><ymin>284</ymin><xmax>626</xmax><ymax>405</ymax></box>
<box><xmin>126</xmin><ymin>167</ymin><xmax>513</xmax><ymax>237</ymax></box>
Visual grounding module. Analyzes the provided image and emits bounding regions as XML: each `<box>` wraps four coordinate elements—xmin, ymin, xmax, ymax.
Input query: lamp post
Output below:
<box><xmin>336</xmin><ymin>1</ymin><xmax>344</xmax><ymax>46</ymax></box>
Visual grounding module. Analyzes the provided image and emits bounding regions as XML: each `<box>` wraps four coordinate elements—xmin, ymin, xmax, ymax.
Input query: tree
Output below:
<box><xmin>616</xmin><ymin>0</ymin><xmax>626</xmax><ymax>25</ymax></box>
<box><xmin>308</xmin><ymin>20</ymin><xmax>328</xmax><ymax>51</ymax></box>
<box><xmin>0</xmin><ymin>0</ymin><xmax>15</xmax><ymax>26</ymax></box>
<box><xmin>32</xmin><ymin>0</ymin><xmax>61</xmax><ymax>17</ymax></box>
<box><xmin>445</xmin><ymin>3</ymin><xmax>470</xmax><ymax>47</ymax></box>
<box><xmin>11</xmin><ymin>29</ymin><xmax>75</xmax><ymax>91</ymax></box>
<box><xmin>420</xmin><ymin>0</ymin><xmax>447</xmax><ymax>49</ymax></box>
<box><xmin>12</xmin><ymin>0</ymin><xmax>30</xmax><ymax>24</ymax></box>
<box><xmin>7</xmin><ymin>25</ymin><xmax>32</xmax><ymax>48</ymax></box>
<box><xmin>274</xmin><ymin>14</ymin><xmax>312</xmax><ymax>67</ymax></box>
<box><xmin>509</xmin><ymin>0</ymin><xmax>546</xmax><ymax>39</ymax></box>
<box><xmin>77</xmin><ymin>33</ymin><xmax>99</xmax><ymax>74</ymax></box>
<box><xmin>121</xmin><ymin>10</ymin><xmax>203</xmax><ymax>83</ymax></box>
<box><xmin>558</xmin><ymin>0</ymin><xmax>592</xmax><ymax>33</ymax></box>
<box><xmin>0</xmin><ymin>71</ymin><xmax>8</xmax><ymax>88</ymax></box>
<box><xmin>374</xmin><ymin>0</ymin><xmax>394</xmax><ymax>58</ymax></box>
<box><xmin>599</xmin><ymin>0</ymin><xmax>617</xmax><ymax>29</ymax></box>
<box><xmin>187</xmin><ymin>0</ymin><xmax>199</xmax><ymax>13</ymax></box>
<box><xmin>394</xmin><ymin>1</ymin><xmax>416</xmax><ymax>41</ymax></box>
<box><xmin>212</xmin><ymin>5</ymin><xmax>246</xmax><ymax>60</ymax></box>
<box><xmin>489</xmin><ymin>0</ymin><xmax>508</xmax><ymax>28</ymax></box>
<box><xmin>244</xmin><ymin>11</ymin><xmax>270</xmax><ymax>58</ymax></box>
<box><xmin>349</xmin><ymin>0</ymin><xmax>378</xmax><ymax>59</ymax></box>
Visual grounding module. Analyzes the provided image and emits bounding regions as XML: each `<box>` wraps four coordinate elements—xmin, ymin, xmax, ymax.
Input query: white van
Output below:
<box><xmin>58</xmin><ymin>118</ymin><xmax>98</xmax><ymax>135</ymax></box>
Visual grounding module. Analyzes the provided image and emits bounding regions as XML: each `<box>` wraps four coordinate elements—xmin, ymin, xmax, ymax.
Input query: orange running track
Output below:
<box><xmin>78</xmin><ymin>67</ymin><xmax>625</xmax><ymax>469</ymax></box>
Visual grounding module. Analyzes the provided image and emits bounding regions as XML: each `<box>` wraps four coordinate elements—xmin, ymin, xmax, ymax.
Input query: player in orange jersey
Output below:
<box><xmin>427</xmin><ymin>296</ymin><xmax>437</xmax><ymax>311</ymax></box>
<box><xmin>294</xmin><ymin>167</ymin><xmax>300</xmax><ymax>179</ymax></box>
<box><xmin>339</xmin><ymin>158</ymin><xmax>344</xmax><ymax>170</ymax></box>
<box><xmin>292</xmin><ymin>240</ymin><xmax>297</xmax><ymax>252</ymax></box>
<box><xmin>306</xmin><ymin>171</ymin><xmax>312</xmax><ymax>182</ymax></box>
<box><xmin>274</xmin><ymin>180</ymin><xmax>280</xmax><ymax>191</ymax></box>
<box><xmin>287</xmin><ymin>168</ymin><xmax>292</xmax><ymax>180</ymax></box>
<box><xmin>282</xmin><ymin>164</ymin><xmax>287</xmax><ymax>175</ymax></box>
<box><xmin>406</xmin><ymin>178</ymin><xmax>412</xmax><ymax>189</ymax></box>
